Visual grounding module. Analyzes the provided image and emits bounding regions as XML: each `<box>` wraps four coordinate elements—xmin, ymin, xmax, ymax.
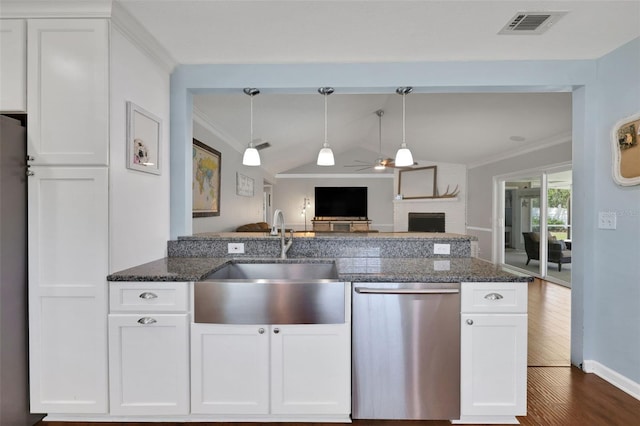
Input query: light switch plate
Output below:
<box><xmin>598</xmin><ymin>211</ymin><xmax>617</xmax><ymax>230</ymax></box>
<box><xmin>434</xmin><ymin>243</ymin><xmax>451</xmax><ymax>255</ymax></box>
<box><xmin>228</xmin><ymin>243</ymin><xmax>245</xmax><ymax>254</ymax></box>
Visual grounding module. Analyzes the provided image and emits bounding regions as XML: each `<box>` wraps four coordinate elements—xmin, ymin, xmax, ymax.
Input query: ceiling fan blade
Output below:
<box><xmin>255</xmin><ymin>141</ymin><xmax>271</xmax><ymax>150</ymax></box>
<box><xmin>344</xmin><ymin>164</ymin><xmax>373</xmax><ymax>168</ymax></box>
<box><xmin>354</xmin><ymin>166</ymin><xmax>372</xmax><ymax>171</ymax></box>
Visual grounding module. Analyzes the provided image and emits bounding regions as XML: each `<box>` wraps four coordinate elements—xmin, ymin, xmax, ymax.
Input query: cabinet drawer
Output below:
<box><xmin>461</xmin><ymin>282</ymin><xmax>527</xmax><ymax>313</ymax></box>
<box><xmin>109</xmin><ymin>282</ymin><xmax>188</xmax><ymax>313</ymax></box>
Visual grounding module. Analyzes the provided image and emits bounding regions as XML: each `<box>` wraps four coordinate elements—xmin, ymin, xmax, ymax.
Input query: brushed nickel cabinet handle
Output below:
<box><xmin>258</xmin><ymin>328</ymin><xmax>265</xmax><ymax>334</ymax></box>
<box><xmin>273</xmin><ymin>328</ymin><xmax>280</xmax><ymax>334</ymax></box>
<box><xmin>466</xmin><ymin>319</ymin><xmax>474</xmax><ymax>325</ymax></box>
<box><xmin>137</xmin><ymin>317</ymin><xmax>157</xmax><ymax>325</ymax></box>
<box><xmin>26</xmin><ymin>170</ymin><xmax>34</xmax><ymax>176</ymax></box>
<box><xmin>484</xmin><ymin>293</ymin><xmax>504</xmax><ymax>300</ymax></box>
<box><xmin>27</xmin><ymin>155</ymin><xmax>35</xmax><ymax>161</ymax></box>
<box><xmin>139</xmin><ymin>292</ymin><xmax>158</xmax><ymax>300</ymax></box>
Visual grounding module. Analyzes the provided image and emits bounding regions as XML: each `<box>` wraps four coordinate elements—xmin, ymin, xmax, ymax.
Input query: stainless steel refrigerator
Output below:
<box><xmin>0</xmin><ymin>115</ymin><xmax>42</xmax><ymax>425</ymax></box>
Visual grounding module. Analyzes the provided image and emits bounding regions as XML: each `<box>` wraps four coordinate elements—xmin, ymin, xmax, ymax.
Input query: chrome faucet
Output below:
<box><xmin>271</xmin><ymin>209</ymin><xmax>293</xmax><ymax>259</ymax></box>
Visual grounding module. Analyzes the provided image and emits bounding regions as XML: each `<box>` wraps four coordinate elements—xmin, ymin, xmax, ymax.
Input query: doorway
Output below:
<box><xmin>499</xmin><ymin>166</ymin><xmax>572</xmax><ymax>288</ymax></box>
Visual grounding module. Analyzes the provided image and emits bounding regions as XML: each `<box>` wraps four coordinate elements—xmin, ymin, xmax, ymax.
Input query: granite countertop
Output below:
<box><xmin>107</xmin><ymin>256</ymin><xmax>531</xmax><ymax>283</ymax></box>
<box><xmin>180</xmin><ymin>231</ymin><xmax>478</xmax><ymax>241</ymax></box>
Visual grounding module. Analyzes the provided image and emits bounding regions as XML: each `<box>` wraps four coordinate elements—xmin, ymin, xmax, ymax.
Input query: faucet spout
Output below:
<box><xmin>272</xmin><ymin>209</ymin><xmax>293</xmax><ymax>259</ymax></box>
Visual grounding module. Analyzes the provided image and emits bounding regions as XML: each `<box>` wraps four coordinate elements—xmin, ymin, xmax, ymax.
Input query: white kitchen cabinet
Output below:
<box><xmin>0</xmin><ymin>19</ymin><xmax>26</xmax><ymax>112</ymax></box>
<box><xmin>457</xmin><ymin>282</ymin><xmax>527</xmax><ymax>424</ymax></box>
<box><xmin>191</xmin><ymin>323</ymin><xmax>350</xmax><ymax>418</ymax></box>
<box><xmin>191</xmin><ymin>323</ymin><xmax>270</xmax><ymax>415</ymax></box>
<box><xmin>271</xmin><ymin>324</ymin><xmax>350</xmax><ymax>415</ymax></box>
<box><xmin>108</xmin><ymin>282</ymin><xmax>190</xmax><ymax>416</ymax></box>
<box><xmin>27</xmin><ymin>19</ymin><xmax>109</xmax><ymax>166</ymax></box>
<box><xmin>108</xmin><ymin>314</ymin><xmax>189</xmax><ymax>415</ymax></box>
<box><xmin>27</xmin><ymin>166</ymin><xmax>109</xmax><ymax>413</ymax></box>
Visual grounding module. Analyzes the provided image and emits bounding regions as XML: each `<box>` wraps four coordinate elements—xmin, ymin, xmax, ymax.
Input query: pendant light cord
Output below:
<box><xmin>402</xmin><ymin>92</ymin><xmax>406</xmax><ymax>145</ymax></box>
<box><xmin>250</xmin><ymin>94</ymin><xmax>254</xmax><ymax>147</ymax></box>
<box><xmin>324</xmin><ymin>92</ymin><xmax>328</xmax><ymax>146</ymax></box>
<box><xmin>379</xmin><ymin>112</ymin><xmax>382</xmax><ymax>154</ymax></box>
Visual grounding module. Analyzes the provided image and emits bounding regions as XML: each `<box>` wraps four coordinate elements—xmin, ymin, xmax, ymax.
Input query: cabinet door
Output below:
<box><xmin>27</xmin><ymin>19</ymin><xmax>109</xmax><ymax>165</ymax></box>
<box><xmin>0</xmin><ymin>19</ymin><xmax>26</xmax><ymax>112</ymax></box>
<box><xmin>27</xmin><ymin>167</ymin><xmax>108</xmax><ymax>413</ymax></box>
<box><xmin>271</xmin><ymin>324</ymin><xmax>350</xmax><ymax>415</ymax></box>
<box><xmin>191</xmin><ymin>323</ymin><xmax>269</xmax><ymax>414</ymax></box>
<box><xmin>109</xmin><ymin>314</ymin><xmax>189</xmax><ymax>415</ymax></box>
<box><xmin>460</xmin><ymin>313</ymin><xmax>527</xmax><ymax>417</ymax></box>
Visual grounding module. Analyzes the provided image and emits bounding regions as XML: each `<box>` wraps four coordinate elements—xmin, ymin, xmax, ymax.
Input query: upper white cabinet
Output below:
<box><xmin>27</xmin><ymin>19</ymin><xmax>109</xmax><ymax>166</ymax></box>
<box><xmin>458</xmin><ymin>282</ymin><xmax>528</xmax><ymax>424</ymax></box>
<box><xmin>0</xmin><ymin>19</ymin><xmax>26</xmax><ymax>112</ymax></box>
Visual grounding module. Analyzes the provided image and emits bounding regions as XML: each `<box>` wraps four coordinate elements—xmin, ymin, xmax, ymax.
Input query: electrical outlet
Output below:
<box><xmin>227</xmin><ymin>243</ymin><xmax>245</xmax><ymax>254</ymax></box>
<box><xmin>433</xmin><ymin>260</ymin><xmax>451</xmax><ymax>271</ymax></box>
<box><xmin>598</xmin><ymin>211</ymin><xmax>617</xmax><ymax>230</ymax></box>
<box><xmin>433</xmin><ymin>243</ymin><xmax>450</xmax><ymax>255</ymax></box>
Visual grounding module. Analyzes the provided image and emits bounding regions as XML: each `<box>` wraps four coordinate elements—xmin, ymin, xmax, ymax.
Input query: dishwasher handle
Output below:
<box><xmin>355</xmin><ymin>287</ymin><xmax>459</xmax><ymax>295</ymax></box>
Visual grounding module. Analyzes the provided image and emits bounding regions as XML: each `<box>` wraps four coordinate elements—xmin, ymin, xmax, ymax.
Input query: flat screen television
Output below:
<box><xmin>314</xmin><ymin>187</ymin><xmax>367</xmax><ymax>218</ymax></box>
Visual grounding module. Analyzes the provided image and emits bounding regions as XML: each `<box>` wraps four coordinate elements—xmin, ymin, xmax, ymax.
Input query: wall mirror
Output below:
<box><xmin>398</xmin><ymin>166</ymin><xmax>438</xmax><ymax>199</ymax></box>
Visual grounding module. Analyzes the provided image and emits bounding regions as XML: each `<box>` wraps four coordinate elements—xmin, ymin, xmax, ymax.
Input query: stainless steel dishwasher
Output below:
<box><xmin>352</xmin><ymin>282</ymin><xmax>460</xmax><ymax>420</ymax></box>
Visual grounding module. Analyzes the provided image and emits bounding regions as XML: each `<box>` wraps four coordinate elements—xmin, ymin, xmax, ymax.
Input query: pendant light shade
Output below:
<box><xmin>317</xmin><ymin>87</ymin><xmax>335</xmax><ymax>166</ymax></box>
<box><xmin>242</xmin><ymin>88</ymin><xmax>261</xmax><ymax>166</ymax></box>
<box><xmin>394</xmin><ymin>87</ymin><xmax>414</xmax><ymax>167</ymax></box>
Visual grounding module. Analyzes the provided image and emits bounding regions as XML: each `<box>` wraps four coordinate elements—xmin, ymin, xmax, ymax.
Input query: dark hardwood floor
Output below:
<box><xmin>38</xmin><ymin>280</ymin><xmax>640</xmax><ymax>426</ymax></box>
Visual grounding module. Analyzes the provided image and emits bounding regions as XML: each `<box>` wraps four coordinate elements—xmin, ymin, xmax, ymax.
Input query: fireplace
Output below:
<box><xmin>408</xmin><ymin>212</ymin><xmax>445</xmax><ymax>232</ymax></box>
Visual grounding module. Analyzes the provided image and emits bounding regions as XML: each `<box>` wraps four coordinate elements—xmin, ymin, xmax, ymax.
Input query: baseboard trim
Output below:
<box><xmin>583</xmin><ymin>360</ymin><xmax>640</xmax><ymax>400</ymax></box>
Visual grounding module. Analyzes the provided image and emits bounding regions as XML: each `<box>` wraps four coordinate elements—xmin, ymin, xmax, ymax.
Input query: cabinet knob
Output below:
<box><xmin>26</xmin><ymin>170</ymin><xmax>35</xmax><ymax>177</ymax></box>
<box><xmin>258</xmin><ymin>328</ymin><xmax>265</xmax><ymax>334</ymax></box>
<box><xmin>484</xmin><ymin>292</ymin><xmax>504</xmax><ymax>301</ymax></box>
<box><xmin>466</xmin><ymin>319</ymin><xmax>474</xmax><ymax>325</ymax></box>
<box><xmin>139</xmin><ymin>292</ymin><xmax>158</xmax><ymax>300</ymax></box>
<box><xmin>27</xmin><ymin>155</ymin><xmax>35</xmax><ymax>162</ymax></box>
<box><xmin>273</xmin><ymin>328</ymin><xmax>280</xmax><ymax>334</ymax></box>
<box><xmin>137</xmin><ymin>317</ymin><xmax>157</xmax><ymax>325</ymax></box>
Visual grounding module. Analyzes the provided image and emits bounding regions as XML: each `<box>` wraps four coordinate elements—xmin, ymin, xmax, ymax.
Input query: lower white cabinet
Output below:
<box><xmin>191</xmin><ymin>323</ymin><xmax>350</xmax><ymax>417</ymax></box>
<box><xmin>457</xmin><ymin>282</ymin><xmax>527</xmax><ymax>424</ymax></box>
<box><xmin>108</xmin><ymin>283</ymin><xmax>190</xmax><ymax>416</ymax></box>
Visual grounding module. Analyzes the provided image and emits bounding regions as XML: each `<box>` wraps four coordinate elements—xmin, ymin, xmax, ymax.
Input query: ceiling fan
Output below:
<box><xmin>344</xmin><ymin>109</ymin><xmax>415</xmax><ymax>172</ymax></box>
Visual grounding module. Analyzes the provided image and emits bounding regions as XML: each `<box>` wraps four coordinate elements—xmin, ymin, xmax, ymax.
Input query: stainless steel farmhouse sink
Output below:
<box><xmin>195</xmin><ymin>262</ymin><xmax>345</xmax><ymax>325</ymax></box>
<box><xmin>202</xmin><ymin>261</ymin><xmax>339</xmax><ymax>281</ymax></box>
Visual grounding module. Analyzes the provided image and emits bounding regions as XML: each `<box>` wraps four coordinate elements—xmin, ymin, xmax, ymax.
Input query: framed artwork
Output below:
<box><xmin>236</xmin><ymin>172</ymin><xmax>254</xmax><ymax>197</ymax></box>
<box><xmin>612</xmin><ymin>112</ymin><xmax>640</xmax><ymax>186</ymax></box>
<box><xmin>398</xmin><ymin>166</ymin><xmax>438</xmax><ymax>199</ymax></box>
<box><xmin>192</xmin><ymin>139</ymin><xmax>221</xmax><ymax>217</ymax></box>
<box><xmin>126</xmin><ymin>101</ymin><xmax>161</xmax><ymax>175</ymax></box>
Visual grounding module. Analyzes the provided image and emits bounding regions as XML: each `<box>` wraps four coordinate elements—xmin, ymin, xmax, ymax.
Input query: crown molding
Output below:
<box><xmin>192</xmin><ymin>106</ymin><xmax>245</xmax><ymax>154</ymax></box>
<box><xmin>110</xmin><ymin>1</ymin><xmax>177</xmax><ymax>73</ymax></box>
<box><xmin>467</xmin><ymin>131</ymin><xmax>572</xmax><ymax>170</ymax></box>
<box><xmin>0</xmin><ymin>0</ymin><xmax>112</xmax><ymax>18</ymax></box>
<box><xmin>275</xmin><ymin>173</ymin><xmax>394</xmax><ymax>179</ymax></box>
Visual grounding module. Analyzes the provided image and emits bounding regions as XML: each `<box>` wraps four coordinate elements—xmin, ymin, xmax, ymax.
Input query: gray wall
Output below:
<box><xmin>466</xmin><ymin>141</ymin><xmax>572</xmax><ymax>260</ymax></box>
<box><xmin>192</xmin><ymin>120</ymin><xmax>269</xmax><ymax>233</ymax></box>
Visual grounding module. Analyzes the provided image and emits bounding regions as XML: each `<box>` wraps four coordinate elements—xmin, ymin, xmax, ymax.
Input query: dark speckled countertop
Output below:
<box><xmin>107</xmin><ymin>256</ymin><xmax>531</xmax><ymax>283</ymax></box>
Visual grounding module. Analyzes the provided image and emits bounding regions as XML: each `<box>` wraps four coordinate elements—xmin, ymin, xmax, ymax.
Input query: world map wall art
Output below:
<box><xmin>193</xmin><ymin>138</ymin><xmax>221</xmax><ymax>217</ymax></box>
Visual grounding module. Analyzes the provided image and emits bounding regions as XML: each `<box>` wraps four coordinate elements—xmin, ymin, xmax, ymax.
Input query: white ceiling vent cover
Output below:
<box><xmin>499</xmin><ymin>11</ymin><xmax>567</xmax><ymax>35</ymax></box>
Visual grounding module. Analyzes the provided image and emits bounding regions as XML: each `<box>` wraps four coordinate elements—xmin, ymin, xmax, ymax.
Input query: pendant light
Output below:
<box><xmin>374</xmin><ymin>109</ymin><xmax>386</xmax><ymax>170</ymax></box>
<box><xmin>317</xmin><ymin>87</ymin><xmax>335</xmax><ymax>166</ymax></box>
<box><xmin>394</xmin><ymin>87</ymin><xmax>414</xmax><ymax>167</ymax></box>
<box><xmin>242</xmin><ymin>88</ymin><xmax>261</xmax><ymax>166</ymax></box>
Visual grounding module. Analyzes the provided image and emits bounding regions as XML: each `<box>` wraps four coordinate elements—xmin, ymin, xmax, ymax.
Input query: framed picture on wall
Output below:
<box><xmin>192</xmin><ymin>139</ymin><xmax>221</xmax><ymax>217</ymax></box>
<box><xmin>398</xmin><ymin>166</ymin><xmax>438</xmax><ymax>199</ymax></box>
<box><xmin>236</xmin><ymin>172</ymin><xmax>254</xmax><ymax>197</ymax></box>
<box><xmin>612</xmin><ymin>112</ymin><xmax>640</xmax><ymax>186</ymax></box>
<box><xmin>126</xmin><ymin>101</ymin><xmax>162</xmax><ymax>175</ymax></box>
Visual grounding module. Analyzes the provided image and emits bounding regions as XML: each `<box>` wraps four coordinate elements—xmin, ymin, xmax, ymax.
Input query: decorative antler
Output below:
<box><xmin>438</xmin><ymin>184</ymin><xmax>460</xmax><ymax>198</ymax></box>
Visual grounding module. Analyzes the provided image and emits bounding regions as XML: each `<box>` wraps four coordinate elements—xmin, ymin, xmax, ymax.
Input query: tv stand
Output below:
<box><xmin>312</xmin><ymin>217</ymin><xmax>371</xmax><ymax>232</ymax></box>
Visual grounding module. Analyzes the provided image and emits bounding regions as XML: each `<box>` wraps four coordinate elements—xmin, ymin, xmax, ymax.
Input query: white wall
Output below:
<box><xmin>273</xmin><ymin>176</ymin><xmax>394</xmax><ymax>231</ymax></box>
<box><xmin>192</xmin><ymin>120</ymin><xmax>267</xmax><ymax>233</ymax></box>
<box><xmin>109</xmin><ymin>28</ymin><xmax>171</xmax><ymax>272</ymax></box>
<box><xmin>466</xmin><ymin>141</ymin><xmax>572</xmax><ymax>260</ymax></box>
<box><xmin>393</xmin><ymin>161</ymin><xmax>466</xmax><ymax>233</ymax></box>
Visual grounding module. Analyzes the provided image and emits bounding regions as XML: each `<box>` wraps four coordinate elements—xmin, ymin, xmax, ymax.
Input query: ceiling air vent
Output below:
<box><xmin>498</xmin><ymin>11</ymin><xmax>567</xmax><ymax>35</ymax></box>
